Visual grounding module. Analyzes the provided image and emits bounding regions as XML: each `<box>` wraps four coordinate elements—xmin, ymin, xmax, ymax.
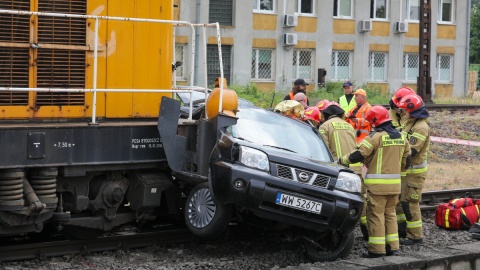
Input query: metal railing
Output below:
<box><xmin>0</xmin><ymin>9</ymin><xmax>225</xmax><ymax>123</ymax></box>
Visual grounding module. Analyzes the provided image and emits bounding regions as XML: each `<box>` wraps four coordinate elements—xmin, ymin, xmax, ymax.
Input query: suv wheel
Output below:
<box><xmin>303</xmin><ymin>230</ymin><xmax>354</xmax><ymax>262</ymax></box>
<box><xmin>184</xmin><ymin>182</ymin><xmax>233</xmax><ymax>240</ymax></box>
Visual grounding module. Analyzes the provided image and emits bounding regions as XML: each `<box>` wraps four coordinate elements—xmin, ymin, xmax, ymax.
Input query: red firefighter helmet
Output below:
<box><xmin>315</xmin><ymin>99</ymin><xmax>330</xmax><ymax>111</ymax></box>
<box><xmin>365</xmin><ymin>105</ymin><xmax>391</xmax><ymax>127</ymax></box>
<box><xmin>398</xmin><ymin>94</ymin><xmax>424</xmax><ymax>113</ymax></box>
<box><xmin>303</xmin><ymin>106</ymin><xmax>320</xmax><ymax>122</ymax></box>
<box><xmin>392</xmin><ymin>87</ymin><xmax>415</xmax><ymax>107</ymax></box>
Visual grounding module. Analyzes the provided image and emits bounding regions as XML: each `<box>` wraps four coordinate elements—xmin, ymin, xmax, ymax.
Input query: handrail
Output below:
<box><xmin>0</xmin><ymin>9</ymin><xmax>225</xmax><ymax>123</ymax></box>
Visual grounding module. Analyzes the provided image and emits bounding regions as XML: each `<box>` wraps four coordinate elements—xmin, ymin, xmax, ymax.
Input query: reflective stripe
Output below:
<box><xmin>319</xmin><ymin>129</ymin><xmax>326</xmax><ymax>134</ymax></box>
<box><xmin>445</xmin><ymin>209</ymin><xmax>450</xmax><ymax>228</ymax></box>
<box><xmin>349</xmin><ymin>163</ymin><xmax>362</xmax><ymax>168</ymax></box>
<box><xmin>412</xmin><ymin>132</ymin><xmax>427</xmax><ymax>141</ymax></box>
<box><xmin>368</xmin><ymin>236</ymin><xmax>386</xmax><ymax>245</ymax></box>
<box><xmin>376</xmin><ymin>148</ymin><xmax>383</xmax><ymax>173</ymax></box>
<box><xmin>407</xmin><ymin>166</ymin><xmax>428</xmax><ymax>174</ymax></box>
<box><xmin>334</xmin><ymin>131</ymin><xmax>342</xmax><ymax>157</ymax></box>
<box><xmin>361</xmin><ymin>140</ymin><xmax>373</xmax><ymax>149</ymax></box>
<box><xmin>412</xmin><ymin>161</ymin><xmax>427</xmax><ymax>169</ymax></box>
<box><xmin>365</xmin><ymin>174</ymin><xmax>401</xmax><ymax>179</ymax></box>
<box><xmin>407</xmin><ymin>219</ymin><xmax>422</xmax><ymax>229</ymax></box>
<box><xmin>360</xmin><ymin>215</ymin><xmax>367</xmax><ymax>225</ymax></box>
<box><xmin>397</xmin><ymin>214</ymin><xmax>406</xmax><ymax>222</ymax></box>
<box><xmin>461</xmin><ymin>208</ymin><xmax>467</xmax><ymax>216</ymax></box>
<box><xmin>386</xmin><ymin>233</ymin><xmax>399</xmax><ymax>243</ymax></box>
<box><xmin>364</xmin><ymin>178</ymin><xmax>401</xmax><ymax>185</ymax></box>
<box><xmin>401</xmin><ymin>171</ymin><xmax>407</xmax><ymax>177</ymax></box>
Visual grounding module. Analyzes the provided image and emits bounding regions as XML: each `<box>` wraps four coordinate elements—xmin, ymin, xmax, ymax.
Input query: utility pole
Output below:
<box><xmin>418</xmin><ymin>0</ymin><xmax>433</xmax><ymax>103</ymax></box>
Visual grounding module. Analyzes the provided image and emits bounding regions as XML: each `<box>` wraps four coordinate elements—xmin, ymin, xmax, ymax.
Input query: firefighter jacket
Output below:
<box><xmin>340</xmin><ymin>130</ymin><xmax>411</xmax><ymax>195</ymax></box>
<box><xmin>388</xmin><ymin>108</ymin><xmax>406</xmax><ymax>129</ymax></box>
<box><xmin>346</xmin><ymin>102</ymin><xmax>372</xmax><ymax>143</ymax></box>
<box><xmin>402</xmin><ymin>118</ymin><xmax>430</xmax><ymax>175</ymax></box>
<box><xmin>319</xmin><ymin>116</ymin><xmax>357</xmax><ymax>160</ymax></box>
<box><xmin>339</xmin><ymin>94</ymin><xmax>356</xmax><ymax>112</ymax></box>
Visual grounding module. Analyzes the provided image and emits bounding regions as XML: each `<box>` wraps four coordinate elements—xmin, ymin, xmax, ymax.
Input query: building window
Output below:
<box><xmin>209</xmin><ymin>0</ymin><xmax>233</xmax><ymax>26</ymax></box>
<box><xmin>295</xmin><ymin>0</ymin><xmax>314</xmax><ymax>15</ymax></box>
<box><xmin>407</xmin><ymin>0</ymin><xmax>420</xmax><ymax>21</ymax></box>
<box><xmin>436</xmin><ymin>54</ymin><xmax>453</xmax><ymax>82</ymax></box>
<box><xmin>251</xmin><ymin>49</ymin><xmax>274</xmax><ymax>80</ymax></box>
<box><xmin>253</xmin><ymin>0</ymin><xmax>274</xmax><ymax>13</ymax></box>
<box><xmin>439</xmin><ymin>0</ymin><xmax>454</xmax><ymax>23</ymax></box>
<box><xmin>207</xmin><ymin>45</ymin><xmax>232</xmax><ymax>86</ymax></box>
<box><xmin>370</xmin><ymin>0</ymin><xmax>387</xmax><ymax>20</ymax></box>
<box><xmin>403</xmin><ymin>53</ymin><xmax>419</xmax><ymax>81</ymax></box>
<box><xmin>293</xmin><ymin>49</ymin><xmax>314</xmax><ymax>81</ymax></box>
<box><xmin>331</xmin><ymin>51</ymin><xmax>352</xmax><ymax>81</ymax></box>
<box><xmin>174</xmin><ymin>44</ymin><xmax>187</xmax><ymax>80</ymax></box>
<box><xmin>334</xmin><ymin>0</ymin><xmax>353</xmax><ymax>18</ymax></box>
<box><xmin>368</xmin><ymin>52</ymin><xmax>388</xmax><ymax>81</ymax></box>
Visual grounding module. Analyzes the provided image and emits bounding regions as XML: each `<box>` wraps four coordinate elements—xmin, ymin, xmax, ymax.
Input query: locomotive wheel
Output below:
<box><xmin>184</xmin><ymin>182</ymin><xmax>233</xmax><ymax>240</ymax></box>
<box><xmin>303</xmin><ymin>230</ymin><xmax>354</xmax><ymax>262</ymax></box>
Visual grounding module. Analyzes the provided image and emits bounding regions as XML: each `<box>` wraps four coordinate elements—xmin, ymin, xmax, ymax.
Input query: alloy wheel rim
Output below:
<box><xmin>187</xmin><ymin>188</ymin><xmax>216</xmax><ymax>228</ymax></box>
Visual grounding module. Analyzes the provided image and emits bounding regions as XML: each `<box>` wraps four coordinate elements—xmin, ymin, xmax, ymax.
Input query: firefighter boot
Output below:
<box><xmin>360</xmin><ymin>224</ymin><xmax>369</xmax><ymax>241</ymax></box>
<box><xmin>400</xmin><ymin>238</ymin><xmax>423</xmax><ymax>245</ymax></box>
<box><xmin>398</xmin><ymin>222</ymin><xmax>407</xmax><ymax>238</ymax></box>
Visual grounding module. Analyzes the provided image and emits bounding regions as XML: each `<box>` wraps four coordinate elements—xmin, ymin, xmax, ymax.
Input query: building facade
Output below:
<box><xmin>174</xmin><ymin>0</ymin><xmax>470</xmax><ymax>97</ymax></box>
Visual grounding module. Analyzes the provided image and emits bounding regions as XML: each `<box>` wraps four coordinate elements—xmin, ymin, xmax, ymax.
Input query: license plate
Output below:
<box><xmin>275</xmin><ymin>192</ymin><xmax>322</xmax><ymax>214</ymax></box>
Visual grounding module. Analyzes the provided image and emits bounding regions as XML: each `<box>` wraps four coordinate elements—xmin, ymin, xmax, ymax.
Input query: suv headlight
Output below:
<box><xmin>239</xmin><ymin>146</ymin><xmax>269</xmax><ymax>172</ymax></box>
<box><xmin>335</xmin><ymin>172</ymin><xmax>361</xmax><ymax>193</ymax></box>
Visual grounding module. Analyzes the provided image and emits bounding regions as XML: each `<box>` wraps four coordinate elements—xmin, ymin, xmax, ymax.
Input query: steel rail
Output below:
<box><xmin>0</xmin><ymin>229</ymin><xmax>192</xmax><ymax>262</ymax></box>
<box><xmin>420</xmin><ymin>187</ymin><xmax>480</xmax><ymax>214</ymax></box>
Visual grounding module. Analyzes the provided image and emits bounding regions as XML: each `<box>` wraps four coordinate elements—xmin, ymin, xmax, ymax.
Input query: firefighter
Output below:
<box><xmin>339</xmin><ymin>106</ymin><xmax>411</xmax><ymax>257</ymax></box>
<box><xmin>396</xmin><ymin>94</ymin><xmax>430</xmax><ymax>245</ymax></box>
<box><xmin>338</xmin><ymin>81</ymin><xmax>356</xmax><ymax>112</ymax></box>
<box><xmin>319</xmin><ymin>102</ymin><xmax>368</xmax><ymax>240</ymax></box>
<box><xmin>284</xmin><ymin>78</ymin><xmax>309</xmax><ymax>106</ymax></box>
<box><xmin>389</xmin><ymin>87</ymin><xmax>415</xmax><ymax>130</ymax></box>
<box><xmin>389</xmin><ymin>87</ymin><xmax>416</xmax><ymax>237</ymax></box>
<box><xmin>345</xmin><ymin>89</ymin><xmax>372</xmax><ymax>143</ymax></box>
<box><xmin>315</xmin><ymin>99</ymin><xmax>330</xmax><ymax>124</ymax></box>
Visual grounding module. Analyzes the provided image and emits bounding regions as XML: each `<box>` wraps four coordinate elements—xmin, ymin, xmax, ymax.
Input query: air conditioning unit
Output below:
<box><xmin>394</xmin><ymin>21</ymin><xmax>408</xmax><ymax>33</ymax></box>
<box><xmin>358</xmin><ymin>20</ymin><xmax>372</xmax><ymax>32</ymax></box>
<box><xmin>284</xmin><ymin>14</ymin><xmax>298</xmax><ymax>27</ymax></box>
<box><xmin>283</xmin><ymin>33</ymin><xmax>297</xmax><ymax>46</ymax></box>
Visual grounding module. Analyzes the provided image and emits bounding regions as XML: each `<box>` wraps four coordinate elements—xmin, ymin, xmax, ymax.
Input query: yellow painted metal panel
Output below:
<box><xmin>252</xmin><ymin>38</ymin><xmax>277</xmax><ymax>48</ymax></box>
<box><xmin>208</xmin><ymin>36</ymin><xmax>234</xmax><ymax>45</ymax></box>
<box><xmin>436</xmin><ymin>46</ymin><xmax>455</xmax><ymax>54</ymax></box>
<box><xmin>333</xmin><ymin>42</ymin><xmax>355</xmax><ymax>51</ymax></box>
<box><xmin>403</xmin><ymin>45</ymin><xmax>419</xmax><ymax>53</ymax></box>
<box><xmin>253</xmin><ymin>14</ymin><xmax>277</xmax><ymax>31</ymax></box>
<box><xmin>371</xmin><ymin>21</ymin><xmax>390</xmax><ymax>37</ymax></box>
<box><xmin>176</xmin><ymin>36</ymin><xmax>189</xmax><ymax>43</ymax></box>
<box><xmin>405</xmin><ymin>23</ymin><xmax>419</xmax><ymax>38</ymax></box>
<box><xmin>437</xmin><ymin>25</ymin><xmax>456</xmax><ymax>40</ymax></box>
<box><xmin>435</xmin><ymin>84</ymin><xmax>453</xmax><ymax>97</ymax></box>
<box><xmin>295</xmin><ymin>17</ymin><xmax>317</xmax><ymax>33</ymax></box>
<box><xmin>333</xmin><ymin>19</ymin><xmax>355</xmax><ymax>34</ymax></box>
<box><xmin>295</xmin><ymin>40</ymin><xmax>316</xmax><ymax>49</ymax></box>
<box><xmin>369</xmin><ymin>44</ymin><xmax>389</xmax><ymax>52</ymax></box>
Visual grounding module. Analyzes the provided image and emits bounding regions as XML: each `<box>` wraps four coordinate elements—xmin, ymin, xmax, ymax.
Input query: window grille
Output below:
<box><xmin>407</xmin><ymin>0</ymin><xmax>420</xmax><ymax>21</ymax></box>
<box><xmin>439</xmin><ymin>0</ymin><xmax>453</xmax><ymax>22</ymax></box>
<box><xmin>436</xmin><ymin>54</ymin><xmax>453</xmax><ymax>82</ymax></box>
<box><xmin>295</xmin><ymin>0</ymin><xmax>314</xmax><ymax>14</ymax></box>
<box><xmin>293</xmin><ymin>50</ymin><xmax>314</xmax><ymax>81</ymax></box>
<box><xmin>175</xmin><ymin>44</ymin><xmax>186</xmax><ymax>79</ymax></box>
<box><xmin>331</xmin><ymin>51</ymin><xmax>352</xmax><ymax>81</ymax></box>
<box><xmin>370</xmin><ymin>0</ymin><xmax>387</xmax><ymax>19</ymax></box>
<box><xmin>207</xmin><ymin>45</ymin><xmax>232</xmax><ymax>87</ymax></box>
<box><xmin>368</xmin><ymin>52</ymin><xmax>387</xmax><ymax>81</ymax></box>
<box><xmin>334</xmin><ymin>0</ymin><xmax>353</xmax><ymax>17</ymax></box>
<box><xmin>253</xmin><ymin>0</ymin><xmax>274</xmax><ymax>12</ymax></box>
<box><xmin>209</xmin><ymin>0</ymin><xmax>233</xmax><ymax>26</ymax></box>
<box><xmin>403</xmin><ymin>53</ymin><xmax>419</xmax><ymax>81</ymax></box>
<box><xmin>251</xmin><ymin>49</ymin><xmax>273</xmax><ymax>80</ymax></box>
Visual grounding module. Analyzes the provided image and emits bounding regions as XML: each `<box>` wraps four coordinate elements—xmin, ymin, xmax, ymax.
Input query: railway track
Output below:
<box><xmin>420</xmin><ymin>187</ymin><xmax>480</xmax><ymax>214</ymax></box>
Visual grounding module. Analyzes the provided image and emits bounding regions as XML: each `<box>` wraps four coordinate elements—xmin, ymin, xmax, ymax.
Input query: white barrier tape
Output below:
<box><xmin>430</xmin><ymin>136</ymin><xmax>480</xmax><ymax>147</ymax></box>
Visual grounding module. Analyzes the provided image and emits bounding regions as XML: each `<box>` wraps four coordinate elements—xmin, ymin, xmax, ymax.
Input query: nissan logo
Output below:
<box><xmin>298</xmin><ymin>172</ymin><xmax>310</xmax><ymax>182</ymax></box>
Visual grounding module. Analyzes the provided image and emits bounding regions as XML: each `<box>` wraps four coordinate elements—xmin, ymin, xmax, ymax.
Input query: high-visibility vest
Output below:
<box><xmin>339</xmin><ymin>95</ymin><xmax>356</xmax><ymax>112</ymax></box>
<box><xmin>346</xmin><ymin>102</ymin><xmax>372</xmax><ymax>143</ymax></box>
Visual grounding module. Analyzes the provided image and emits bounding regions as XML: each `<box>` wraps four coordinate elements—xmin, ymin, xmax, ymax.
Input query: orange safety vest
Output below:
<box><xmin>288</xmin><ymin>92</ymin><xmax>309</xmax><ymax>104</ymax></box>
<box><xmin>346</xmin><ymin>102</ymin><xmax>372</xmax><ymax>143</ymax></box>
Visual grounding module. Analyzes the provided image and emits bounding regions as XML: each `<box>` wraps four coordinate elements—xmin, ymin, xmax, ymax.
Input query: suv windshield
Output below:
<box><xmin>228</xmin><ymin>108</ymin><xmax>332</xmax><ymax>162</ymax></box>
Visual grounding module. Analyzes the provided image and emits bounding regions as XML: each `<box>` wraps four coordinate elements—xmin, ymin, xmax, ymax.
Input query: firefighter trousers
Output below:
<box><xmin>367</xmin><ymin>192</ymin><xmax>399</xmax><ymax>254</ymax></box>
<box><xmin>396</xmin><ymin>173</ymin><xmax>425</xmax><ymax>240</ymax></box>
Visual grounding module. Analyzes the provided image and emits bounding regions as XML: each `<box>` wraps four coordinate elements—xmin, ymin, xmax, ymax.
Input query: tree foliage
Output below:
<box><xmin>471</xmin><ymin>1</ymin><xmax>480</xmax><ymax>63</ymax></box>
